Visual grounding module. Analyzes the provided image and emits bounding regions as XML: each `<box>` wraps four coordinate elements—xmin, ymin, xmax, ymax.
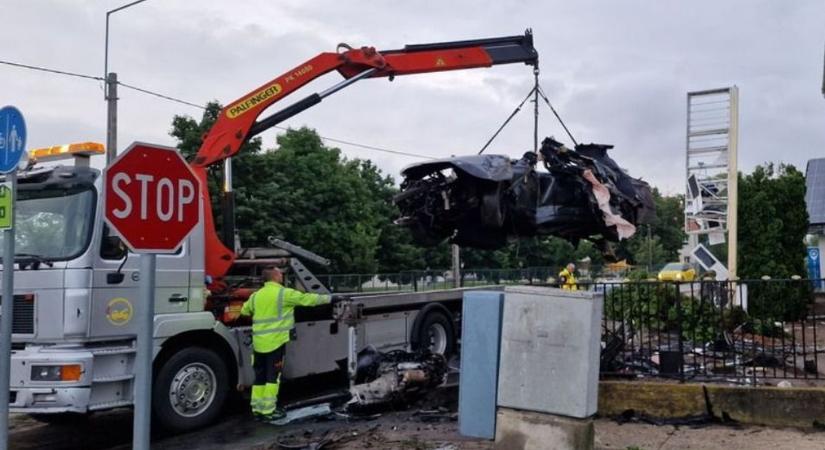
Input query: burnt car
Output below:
<box><xmin>394</xmin><ymin>137</ymin><xmax>655</xmax><ymax>251</ymax></box>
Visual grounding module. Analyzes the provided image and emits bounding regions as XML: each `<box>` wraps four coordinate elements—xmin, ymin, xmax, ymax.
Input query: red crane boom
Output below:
<box><xmin>190</xmin><ymin>31</ymin><xmax>538</xmax><ymax>283</ymax></box>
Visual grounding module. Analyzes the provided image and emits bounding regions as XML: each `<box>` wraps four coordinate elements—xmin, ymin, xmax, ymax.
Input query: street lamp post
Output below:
<box><xmin>104</xmin><ymin>0</ymin><xmax>149</xmax><ymax>165</ymax></box>
<box><xmin>103</xmin><ymin>4</ymin><xmax>150</xmax><ymax>447</ymax></box>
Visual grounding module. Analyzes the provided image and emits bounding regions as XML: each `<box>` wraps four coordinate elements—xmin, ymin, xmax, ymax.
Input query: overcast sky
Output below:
<box><xmin>2</xmin><ymin>0</ymin><xmax>824</xmax><ymax>193</ymax></box>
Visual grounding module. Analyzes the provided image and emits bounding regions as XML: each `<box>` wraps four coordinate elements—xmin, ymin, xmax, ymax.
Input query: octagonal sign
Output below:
<box><xmin>104</xmin><ymin>142</ymin><xmax>201</xmax><ymax>253</ymax></box>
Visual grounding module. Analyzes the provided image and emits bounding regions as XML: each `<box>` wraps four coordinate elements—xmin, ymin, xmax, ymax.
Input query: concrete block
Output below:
<box><xmin>459</xmin><ymin>291</ymin><xmax>504</xmax><ymax>439</ymax></box>
<box><xmin>497</xmin><ymin>286</ymin><xmax>603</xmax><ymax>418</ymax></box>
<box><xmin>705</xmin><ymin>384</ymin><xmax>825</xmax><ymax>428</ymax></box>
<box><xmin>598</xmin><ymin>381</ymin><xmax>707</xmax><ymax>418</ymax></box>
<box><xmin>495</xmin><ymin>407</ymin><xmax>594</xmax><ymax>450</ymax></box>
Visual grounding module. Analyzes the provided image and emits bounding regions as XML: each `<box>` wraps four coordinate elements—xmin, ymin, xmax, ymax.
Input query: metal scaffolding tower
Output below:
<box><xmin>685</xmin><ymin>86</ymin><xmax>739</xmax><ymax>281</ymax></box>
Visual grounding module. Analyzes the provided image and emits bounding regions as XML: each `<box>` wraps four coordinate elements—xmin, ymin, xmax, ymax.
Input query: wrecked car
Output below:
<box><xmin>394</xmin><ymin>137</ymin><xmax>655</xmax><ymax>251</ymax></box>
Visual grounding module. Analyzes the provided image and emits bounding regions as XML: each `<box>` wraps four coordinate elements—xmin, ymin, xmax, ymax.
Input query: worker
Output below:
<box><xmin>558</xmin><ymin>263</ymin><xmax>578</xmax><ymax>290</ymax></box>
<box><xmin>240</xmin><ymin>267</ymin><xmax>345</xmax><ymax>422</ymax></box>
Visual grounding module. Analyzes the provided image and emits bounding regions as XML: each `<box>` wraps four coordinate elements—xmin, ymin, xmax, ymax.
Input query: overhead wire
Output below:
<box><xmin>0</xmin><ymin>59</ymin><xmax>103</xmax><ymax>81</ymax></box>
<box><xmin>117</xmin><ymin>81</ymin><xmax>206</xmax><ymax>110</ymax></box>
<box><xmin>0</xmin><ymin>57</ymin><xmax>434</xmax><ymax>160</ymax></box>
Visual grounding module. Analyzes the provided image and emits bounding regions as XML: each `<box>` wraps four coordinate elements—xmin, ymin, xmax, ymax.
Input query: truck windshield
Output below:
<box><xmin>0</xmin><ymin>186</ymin><xmax>96</xmax><ymax>262</ymax></box>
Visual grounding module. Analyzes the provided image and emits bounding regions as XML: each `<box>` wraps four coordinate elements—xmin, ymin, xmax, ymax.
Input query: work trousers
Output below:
<box><xmin>250</xmin><ymin>346</ymin><xmax>285</xmax><ymax>417</ymax></box>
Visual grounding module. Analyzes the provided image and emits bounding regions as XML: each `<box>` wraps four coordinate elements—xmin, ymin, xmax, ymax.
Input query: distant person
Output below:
<box><xmin>558</xmin><ymin>263</ymin><xmax>578</xmax><ymax>290</ymax></box>
<box><xmin>240</xmin><ymin>267</ymin><xmax>346</xmax><ymax>422</ymax></box>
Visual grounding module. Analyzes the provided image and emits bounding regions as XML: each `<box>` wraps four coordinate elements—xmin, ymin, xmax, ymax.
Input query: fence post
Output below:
<box><xmin>675</xmin><ymin>282</ymin><xmax>685</xmax><ymax>381</ymax></box>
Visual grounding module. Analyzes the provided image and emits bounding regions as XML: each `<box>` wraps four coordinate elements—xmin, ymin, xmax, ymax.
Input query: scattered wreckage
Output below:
<box><xmin>346</xmin><ymin>347</ymin><xmax>448</xmax><ymax>412</ymax></box>
<box><xmin>395</xmin><ymin>137</ymin><xmax>655</xmax><ymax>252</ymax></box>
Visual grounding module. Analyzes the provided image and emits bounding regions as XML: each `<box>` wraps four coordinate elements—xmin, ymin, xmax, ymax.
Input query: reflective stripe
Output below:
<box><xmin>315</xmin><ymin>294</ymin><xmax>329</xmax><ymax>306</ymax></box>
<box><xmin>277</xmin><ymin>288</ymin><xmax>285</xmax><ymax>320</ymax></box>
<box><xmin>253</xmin><ymin>311</ymin><xmax>293</xmax><ymax>325</ymax></box>
<box><xmin>252</xmin><ymin>325</ymin><xmax>293</xmax><ymax>336</ymax></box>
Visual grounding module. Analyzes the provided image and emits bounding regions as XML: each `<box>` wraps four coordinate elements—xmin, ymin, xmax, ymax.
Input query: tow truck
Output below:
<box><xmin>4</xmin><ymin>32</ymin><xmax>538</xmax><ymax>431</ymax></box>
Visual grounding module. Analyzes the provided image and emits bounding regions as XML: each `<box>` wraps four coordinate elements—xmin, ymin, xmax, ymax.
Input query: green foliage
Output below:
<box><xmin>171</xmin><ymin>105</ymin><xmax>395</xmax><ymax>273</ymax></box>
<box><xmin>618</xmin><ymin>189</ymin><xmax>685</xmax><ymax>269</ymax></box>
<box><xmin>605</xmin><ymin>283</ymin><xmax>733</xmax><ymax>344</ymax></box>
<box><xmin>738</xmin><ymin>163</ymin><xmax>809</xmax><ymax>279</ymax></box>
<box><xmin>738</xmin><ymin>163</ymin><xmax>811</xmax><ymax>320</ymax></box>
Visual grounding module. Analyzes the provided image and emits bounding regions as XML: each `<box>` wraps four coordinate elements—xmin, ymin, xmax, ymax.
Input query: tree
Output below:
<box><xmin>618</xmin><ymin>189</ymin><xmax>685</xmax><ymax>268</ymax></box>
<box><xmin>738</xmin><ymin>163</ymin><xmax>808</xmax><ymax>279</ymax></box>
<box><xmin>171</xmin><ymin>105</ymin><xmax>393</xmax><ymax>274</ymax></box>
<box><xmin>738</xmin><ymin>163</ymin><xmax>810</xmax><ymax>320</ymax></box>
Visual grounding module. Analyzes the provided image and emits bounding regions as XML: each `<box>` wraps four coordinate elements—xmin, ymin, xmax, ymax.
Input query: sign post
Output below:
<box><xmin>103</xmin><ymin>142</ymin><xmax>200</xmax><ymax>450</ymax></box>
<box><xmin>0</xmin><ymin>106</ymin><xmax>26</xmax><ymax>450</ymax></box>
<box><xmin>809</xmin><ymin>247</ymin><xmax>822</xmax><ymax>291</ymax></box>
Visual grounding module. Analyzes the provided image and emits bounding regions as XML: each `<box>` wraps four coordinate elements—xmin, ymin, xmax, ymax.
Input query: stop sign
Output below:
<box><xmin>104</xmin><ymin>142</ymin><xmax>201</xmax><ymax>253</ymax></box>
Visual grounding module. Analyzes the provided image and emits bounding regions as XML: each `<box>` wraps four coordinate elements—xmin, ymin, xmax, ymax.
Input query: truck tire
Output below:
<box><xmin>152</xmin><ymin>346</ymin><xmax>229</xmax><ymax>432</ymax></box>
<box><xmin>412</xmin><ymin>308</ymin><xmax>456</xmax><ymax>356</ymax></box>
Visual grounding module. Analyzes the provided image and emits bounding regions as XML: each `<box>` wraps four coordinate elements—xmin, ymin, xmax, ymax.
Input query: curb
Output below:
<box><xmin>598</xmin><ymin>380</ymin><xmax>825</xmax><ymax>429</ymax></box>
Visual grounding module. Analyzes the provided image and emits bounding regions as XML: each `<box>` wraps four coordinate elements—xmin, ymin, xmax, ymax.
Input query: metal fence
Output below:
<box><xmin>593</xmin><ymin>278</ymin><xmax>825</xmax><ymax>384</ymax></box>
<box><xmin>318</xmin><ymin>268</ymin><xmax>825</xmax><ymax>384</ymax></box>
<box><xmin>319</xmin><ymin>267</ymin><xmax>557</xmax><ymax>294</ymax></box>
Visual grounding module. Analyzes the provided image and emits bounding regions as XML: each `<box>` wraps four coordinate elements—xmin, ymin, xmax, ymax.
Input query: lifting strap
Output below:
<box><xmin>478</xmin><ymin>66</ymin><xmax>579</xmax><ymax>154</ymax></box>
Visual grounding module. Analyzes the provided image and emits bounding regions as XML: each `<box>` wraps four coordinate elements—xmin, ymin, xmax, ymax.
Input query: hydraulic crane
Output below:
<box><xmin>189</xmin><ymin>31</ymin><xmax>538</xmax><ymax>285</ymax></box>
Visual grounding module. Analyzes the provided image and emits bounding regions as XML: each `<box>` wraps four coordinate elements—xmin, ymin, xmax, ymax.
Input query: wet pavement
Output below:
<box><xmin>9</xmin><ymin>387</ymin><xmax>825</xmax><ymax>450</ymax></box>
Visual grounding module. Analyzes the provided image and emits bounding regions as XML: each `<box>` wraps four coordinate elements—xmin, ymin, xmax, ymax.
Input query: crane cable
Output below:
<box><xmin>478</xmin><ymin>68</ymin><xmax>579</xmax><ymax>154</ymax></box>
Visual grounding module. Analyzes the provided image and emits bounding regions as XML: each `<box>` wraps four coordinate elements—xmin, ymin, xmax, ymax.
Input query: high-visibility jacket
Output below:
<box><xmin>559</xmin><ymin>268</ymin><xmax>578</xmax><ymax>291</ymax></box>
<box><xmin>241</xmin><ymin>281</ymin><xmax>330</xmax><ymax>353</ymax></box>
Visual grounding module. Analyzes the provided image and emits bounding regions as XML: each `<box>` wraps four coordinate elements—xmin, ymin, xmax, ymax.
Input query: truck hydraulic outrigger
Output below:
<box><xmin>189</xmin><ymin>31</ymin><xmax>538</xmax><ymax>287</ymax></box>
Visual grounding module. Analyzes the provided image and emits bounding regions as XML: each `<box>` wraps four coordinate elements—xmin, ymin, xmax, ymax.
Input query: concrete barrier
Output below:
<box><xmin>495</xmin><ymin>407</ymin><xmax>594</xmax><ymax>450</ymax></box>
<box><xmin>705</xmin><ymin>384</ymin><xmax>825</xmax><ymax>428</ymax></box>
<box><xmin>598</xmin><ymin>381</ymin><xmax>707</xmax><ymax>418</ymax></box>
<box><xmin>598</xmin><ymin>380</ymin><xmax>825</xmax><ymax>429</ymax></box>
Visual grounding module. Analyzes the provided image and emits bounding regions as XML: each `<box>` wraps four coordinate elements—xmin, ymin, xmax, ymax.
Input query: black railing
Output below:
<box><xmin>317</xmin><ymin>269</ymin><xmax>825</xmax><ymax>383</ymax></box>
<box><xmin>592</xmin><ymin>278</ymin><xmax>825</xmax><ymax>383</ymax></box>
<box><xmin>319</xmin><ymin>267</ymin><xmax>558</xmax><ymax>294</ymax></box>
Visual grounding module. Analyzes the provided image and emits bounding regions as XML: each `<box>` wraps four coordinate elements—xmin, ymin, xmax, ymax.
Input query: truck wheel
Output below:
<box><xmin>153</xmin><ymin>346</ymin><xmax>229</xmax><ymax>432</ymax></box>
<box><xmin>413</xmin><ymin>309</ymin><xmax>455</xmax><ymax>356</ymax></box>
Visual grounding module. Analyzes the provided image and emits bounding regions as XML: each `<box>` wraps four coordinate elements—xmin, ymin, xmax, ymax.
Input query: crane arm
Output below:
<box><xmin>193</xmin><ymin>31</ymin><xmax>538</xmax><ymax>283</ymax></box>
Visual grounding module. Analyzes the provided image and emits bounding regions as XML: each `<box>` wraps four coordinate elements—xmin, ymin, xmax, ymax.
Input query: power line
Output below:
<box><xmin>274</xmin><ymin>125</ymin><xmax>434</xmax><ymax>159</ymax></box>
<box><xmin>0</xmin><ymin>57</ymin><xmax>433</xmax><ymax>160</ymax></box>
<box><xmin>0</xmin><ymin>59</ymin><xmax>103</xmax><ymax>81</ymax></box>
<box><xmin>117</xmin><ymin>81</ymin><xmax>206</xmax><ymax>110</ymax></box>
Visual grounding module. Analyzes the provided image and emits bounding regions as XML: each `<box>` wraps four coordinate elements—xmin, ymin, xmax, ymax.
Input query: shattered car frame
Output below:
<box><xmin>395</xmin><ymin>137</ymin><xmax>655</xmax><ymax>251</ymax></box>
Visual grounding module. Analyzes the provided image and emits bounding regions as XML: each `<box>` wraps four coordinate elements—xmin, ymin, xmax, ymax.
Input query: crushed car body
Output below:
<box><xmin>395</xmin><ymin>137</ymin><xmax>655</xmax><ymax>250</ymax></box>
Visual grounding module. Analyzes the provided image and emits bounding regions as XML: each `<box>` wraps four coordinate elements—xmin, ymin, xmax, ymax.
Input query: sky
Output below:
<box><xmin>1</xmin><ymin>0</ymin><xmax>824</xmax><ymax>194</ymax></box>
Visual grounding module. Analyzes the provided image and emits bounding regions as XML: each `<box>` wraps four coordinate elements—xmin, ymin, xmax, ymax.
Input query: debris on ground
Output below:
<box><xmin>346</xmin><ymin>348</ymin><xmax>448</xmax><ymax>413</ymax></box>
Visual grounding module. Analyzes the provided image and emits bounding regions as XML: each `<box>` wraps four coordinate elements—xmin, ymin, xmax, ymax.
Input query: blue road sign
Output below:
<box><xmin>808</xmin><ymin>247</ymin><xmax>822</xmax><ymax>290</ymax></box>
<box><xmin>0</xmin><ymin>106</ymin><xmax>26</xmax><ymax>174</ymax></box>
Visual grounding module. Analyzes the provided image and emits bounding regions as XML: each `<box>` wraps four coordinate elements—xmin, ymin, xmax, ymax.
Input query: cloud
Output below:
<box><xmin>1</xmin><ymin>0</ymin><xmax>823</xmax><ymax>196</ymax></box>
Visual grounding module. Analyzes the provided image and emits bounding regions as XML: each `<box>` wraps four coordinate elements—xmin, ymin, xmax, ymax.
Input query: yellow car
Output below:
<box><xmin>657</xmin><ymin>262</ymin><xmax>696</xmax><ymax>282</ymax></box>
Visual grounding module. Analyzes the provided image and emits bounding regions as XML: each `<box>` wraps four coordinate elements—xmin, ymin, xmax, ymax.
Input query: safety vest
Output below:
<box><xmin>559</xmin><ymin>269</ymin><xmax>578</xmax><ymax>291</ymax></box>
<box><xmin>241</xmin><ymin>281</ymin><xmax>330</xmax><ymax>353</ymax></box>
